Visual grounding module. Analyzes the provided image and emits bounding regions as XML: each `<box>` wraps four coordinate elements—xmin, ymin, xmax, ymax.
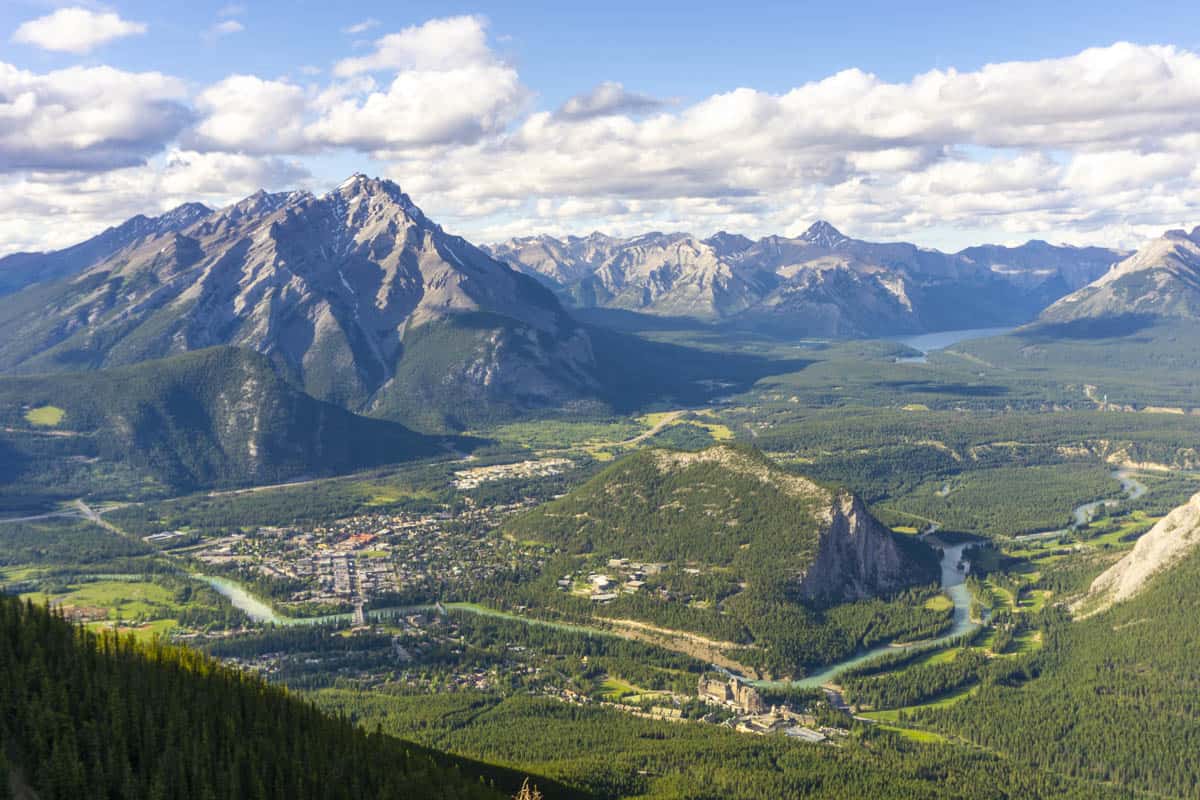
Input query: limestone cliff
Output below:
<box><xmin>796</xmin><ymin>491</ymin><xmax>933</xmax><ymax>603</ymax></box>
<box><xmin>1077</xmin><ymin>491</ymin><xmax>1200</xmax><ymax>617</ymax></box>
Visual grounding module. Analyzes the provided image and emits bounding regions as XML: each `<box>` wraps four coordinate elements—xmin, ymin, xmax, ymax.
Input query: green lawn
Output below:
<box><xmin>23</xmin><ymin>405</ymin><xmax>65</xmax><ymax>426</ymax></box>
<box><xmin>858</xmin><ymin>684</ymin><xmax>978</xmax><ymax>723</ymax></box>
<box><xmin>599</xmin><ymin>677</ymin><xmax>637</xmax><ymax>701</ymax></box>
<box><xmin>923</xmin><ymin>594</ymin><xmax>954</xmax><ymax>612</ymax></box>
<box><xmin>22</xmin><ymin>579</ymin><xmax>178</xmax><ymax>623</ymax></box>
<box><xmin>877</xmin><ymin>724</ymin><xmax>948</xmax><ymax>744</ymax></box>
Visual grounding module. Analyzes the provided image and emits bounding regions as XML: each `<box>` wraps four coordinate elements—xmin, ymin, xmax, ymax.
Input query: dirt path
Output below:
<box><xmin>620</xmin><ymin>411</ymin><xmax>686</xmax><ymax>447</ymax></box>
<box><xmin>601</xmin><ymin>617</ymin><xmax>760</xmax><ymax>677</ymax></box>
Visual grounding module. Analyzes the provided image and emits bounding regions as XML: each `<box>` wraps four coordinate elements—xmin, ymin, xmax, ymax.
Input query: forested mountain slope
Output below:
<box><xmin>501</xmin><ymin>445</ymin><xmax>943</xmax><ymax>674</ymax></box>
<box><xmin>0</xmin><ymin>596</ymin><xmax>566</xmax><ymax>800</ymax></box>
<box><xmin>0</xmin><ymin>346</ymin><xmax>445</xmax><ymax>496</ymax></box>
<box><xmin>510</xmin><ymin>444</ymin><xmax>937</xmax><ymax>603</ymax></box>
<box><xmin>1041</xmin><ymin>226</ymin><xmax>1200</xmax><ymax>324</ymax></box>
<box><xmin>930</xmin><ymin>500</ymin><xmax>1200</xmax><ymax>798</ymax></box>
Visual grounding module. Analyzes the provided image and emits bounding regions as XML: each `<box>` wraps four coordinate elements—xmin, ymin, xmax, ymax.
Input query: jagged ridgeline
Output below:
<box><xmin>0</xmin><ymin>176</ymin><xmax>599</xmax><ymax>431</ymax></box>
<box><xmin>0</xmin><ymin>596</ymin><xmax>568</xmax><ymax>800</ymax></box>
<box><xmin>0</xmin><ymin>346</ymin><xmax>445</xmax><ymax>494</ymax></box>
<box><xmin>487</xmin><ymin>225</ymin><xmax>1123</xmax><ymax>335</ymax></box>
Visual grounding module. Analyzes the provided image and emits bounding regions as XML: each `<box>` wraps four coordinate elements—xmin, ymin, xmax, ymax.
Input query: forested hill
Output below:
<box><xmin>0</xmin><ymin>346</ymin><xmax>448</xmax><ymax>495</ymax></box>
<box><xmin>0</xmin><ymin>596</ymin><xmax>563</xmax><ymax>800</ymax></box>
<box><xmin>508</xmin><ymin>444</ymin><xmax>938</xmax><ymax>603</ymax></box>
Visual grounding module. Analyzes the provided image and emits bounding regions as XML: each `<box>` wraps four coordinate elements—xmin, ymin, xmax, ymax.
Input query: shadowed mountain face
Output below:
<box><xmin>0</xmin><ymin>176</ymin><xmax>598</xmax><ymax>427</ymax></box>
<box><xmin>1040</xmin><ymin>226</ymin><xmax>1200</xmax><ymax>325</ymax></box>
<box><xmin>487</xmin><ymin>223</ymin><xmax>1125</xmax><ymax>336</ymax></box>
<box><xmin>0</xmin><ymin>347</ymin><xmax>447</xmax><ymax>494</ymax></box>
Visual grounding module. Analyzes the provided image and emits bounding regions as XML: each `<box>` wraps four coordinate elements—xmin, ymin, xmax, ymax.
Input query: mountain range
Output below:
<box><xmin>0</xmin><ymin>202</ymin><xmax>212</xmax><ymax>297</ymax></box>
<box><xmin>0</xmin><ymin>175</ymin><xmax>599</xmax><ymax>430</ymax></box>
<box><xmin>0</xmin><ymin>176</ymin><xmax>1184</xmax><ymax>449</ymax></box>
<box><xmin>488</xmin><ymin>224</ymin><xmax>1125</xmax><ymax>336</ymax></box>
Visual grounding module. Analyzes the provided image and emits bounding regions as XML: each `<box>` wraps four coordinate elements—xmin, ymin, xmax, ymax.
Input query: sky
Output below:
<box><xmin>3</xmin><ymin>1</ymin><xmax>1200</xmax><ymax>255</ymax></box>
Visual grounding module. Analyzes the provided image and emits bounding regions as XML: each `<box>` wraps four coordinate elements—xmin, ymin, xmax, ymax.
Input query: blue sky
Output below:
<box><xmin>3</xmin><ymin>1</ymin><xmax>1200</xmax><ymax>253</ymax></box>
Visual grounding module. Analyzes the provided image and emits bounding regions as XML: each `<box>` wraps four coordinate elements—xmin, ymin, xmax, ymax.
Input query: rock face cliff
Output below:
<box><xmin>1078</xmin><ymin>491</ymin><xmax>1200</xmax><ymax>617</ymax></box>
<box><xmin>796</xmin><ymin>491</ymin><xmax>930</xmax><ymax>603</ymax></box>
<box><xmin>0</xmin><ymin>176</ymin><xmax>598</xmax><ymax>429</ymax></box>
<box><xmin>489</xmin><ymin>223</ymin><xmax>1123</xmax><ymax>336</ymax></box>
<box><xmin>0</xmin><ymin>202</ymin><xmax>212</xmax><ymax>297</ymax></box>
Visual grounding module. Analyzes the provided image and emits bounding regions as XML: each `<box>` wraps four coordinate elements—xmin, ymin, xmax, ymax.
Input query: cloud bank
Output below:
<box><xmin>5</xmin><ymin>10</ymin><xmax>1200</xmax><ymax>255</ymax></box>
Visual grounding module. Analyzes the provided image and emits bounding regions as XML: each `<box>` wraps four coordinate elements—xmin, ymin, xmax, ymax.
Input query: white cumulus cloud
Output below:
<box><xmin>12</xmin><ymin>7</ymin><xmax>147</xmax><ymax>54</ymax></box>
<box><xmin>188</xmin><ymin>75</ymin><xmax>309</xmax><ymax>154</ymax></box>
<box><xmin>0</xmin><ymin>62</ymin><xmax>190</xmax><ymax>171</ymax></box>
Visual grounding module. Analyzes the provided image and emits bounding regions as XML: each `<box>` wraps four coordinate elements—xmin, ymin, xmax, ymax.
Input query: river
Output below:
<box><xmin>196</xmin><ymin>575</ymin><xmax>436</xmax><ymax>626</ymax></box>
<box><xmin>1014</xmin><ymin>469</ymin><xmax>1148</xmax><ymax>541</ymax></box>
<box><xmin>196</xmin><ymin>576</ymin><xmax>614</xmax><ymax>634</ymax></box>
<box><xmin>750</xmin><ymin>538</ymin><xmax>980</xmax><ymax>690</ymax></box>
<box><xmin>201</xmin><ymin>469</ymin><xmax>1145</xmax><ymax>684</ymax></box>
<box><xmin>892</xmin><ymin>326</ymin><xmax>1016</xmax><ymax>363</ymax></box>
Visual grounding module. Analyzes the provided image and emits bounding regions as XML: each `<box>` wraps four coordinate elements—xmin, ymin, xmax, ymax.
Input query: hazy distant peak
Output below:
<box><xmin>703</xmin><ymin>231</ymin><xmax>754</xmax><ymax>256</ymax></box>
<box><xmin>799</xmin><ymin>220</ymin><xmax>849</xmax><ymax>247</ymax></box>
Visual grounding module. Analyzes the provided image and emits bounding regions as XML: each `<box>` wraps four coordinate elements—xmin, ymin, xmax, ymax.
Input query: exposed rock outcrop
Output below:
<box><xmin>0</xmin><ymin>176</ymin><xmax>598</xmax><ymax>427</ymax></box>
<box><xmin>1042</xmin><ymin>226</ymin><xmax>1200</xmax><ymax>324</ymax></box>
<box><xmin>489</xmin><ymin>223</ymin><xmax>1124</xmax><ymax>335</ymax></box>
<box><xmin>1076</xmin><ymin>491</ymin><xmax>1200</xmax><ymax>617</ymax></box>
<box><xmin>796</xmin><ymin>491</ymin><xmax>932</xmax><ymax>603</ymax></box>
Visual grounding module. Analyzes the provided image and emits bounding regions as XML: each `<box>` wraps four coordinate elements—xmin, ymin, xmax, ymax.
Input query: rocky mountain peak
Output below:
<box><xmin>323</xmin><ymin>174</ymin><xmax>429</xmax><ymax>230</ymax></box>
<box><xmin>799</xmin><ymin>220</ymin><xmax>849</xmax><ymax>248</ymax></box>
<box><xmin>704</xmin><ymin>231</ymin><xmax>754</xmax><ymax>257</ymax></box>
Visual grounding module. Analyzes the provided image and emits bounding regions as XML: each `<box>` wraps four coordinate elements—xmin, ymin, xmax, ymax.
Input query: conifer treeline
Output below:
<box><xmin>0</xmin><ymin>597</ymin><xmax>547</xmax><ymax>800</ymax></box>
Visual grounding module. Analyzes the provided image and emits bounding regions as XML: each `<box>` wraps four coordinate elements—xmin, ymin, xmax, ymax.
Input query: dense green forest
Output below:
<box><xmin>0</xmin><ymin>346</ymin><xmax>447</xmax><ymax>507</ymax></box>
<box><xmin>497</xmin><ymin>445</ymin><xmax>943</xmax><ymax>675</ymax></box>
<box><xmin>0</xmin><ymin>596</ymin><xmax>562</xmax><ymax>800</ymax></box>
<box><xmin>310</xmin><ymin>688</ymin><xmax>1127</xmax><ymax>799</ymax></box>
<box><xmin>925</xmin><ymin>546</ymin><xmax>1200</xmax><ymax>797</ymax></box>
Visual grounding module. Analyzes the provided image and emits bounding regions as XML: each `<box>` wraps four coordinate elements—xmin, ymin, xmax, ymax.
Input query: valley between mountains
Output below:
<box><xmin>5</xmin><ymin>178</ymin><xmax>1200</xmax><ymax>799</ymax></box>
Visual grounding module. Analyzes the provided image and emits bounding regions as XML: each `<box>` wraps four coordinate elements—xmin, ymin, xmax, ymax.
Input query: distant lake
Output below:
<box><xmin>893</xmin><ymin>326</ymin><xmax>1016</xmax><ymax>362</ymax></box>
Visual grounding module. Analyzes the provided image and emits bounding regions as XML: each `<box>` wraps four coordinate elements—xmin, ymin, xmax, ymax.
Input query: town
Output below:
<box><xmin>187</xmin><ymin>501</ymin><xmax>548</xmax><ymax>613</ymax></box>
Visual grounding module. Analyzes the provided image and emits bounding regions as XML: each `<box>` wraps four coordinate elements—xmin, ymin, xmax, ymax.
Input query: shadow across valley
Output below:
<box><xmin>1016</xmin><ymin>313</ymin><xmax>1159</xmax><ymax>341</ymax></box>
<box><xmin>876</xmin><ymin>380</ymin><xmax>1009</xmax><ymax>398</ymax></box>
<box><xmin>586</xmin><ymin>325</ymin><xmax>813</xmax><ymax>413</ymax></box>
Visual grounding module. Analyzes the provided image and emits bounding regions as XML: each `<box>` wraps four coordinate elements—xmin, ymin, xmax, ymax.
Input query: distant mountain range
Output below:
<box><xmin>488</xmin><ymin>224</ymin><xmax>1125</xmax><ymax>335</ymax></box>
<box><xmin>0</xmin><ymin>175</ymin><xmax>1171</xmax><ymax>449</ymax></box>
<box><xmin>1041</xmin><ymin>226</ymin><xmax>1200</xmax><ymax>324</ymax></box>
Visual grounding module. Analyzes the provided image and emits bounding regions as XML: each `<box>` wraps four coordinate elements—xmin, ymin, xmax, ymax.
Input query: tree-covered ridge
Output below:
<box><xmin>926</xmin><ymin>543</ymin><xmax>1200</xmax><ymax>797</ymax></box>
<box><xmin>0</xmin><ymin>346</ymin><xmax>446</xmax><ymax>498</ymax></box>
<box><xmin>497</xmin><ymin>444</ymin><xmax>942</xmax><ymax>676</ymax></box>
<box><xmin>508</xmin><ymin>444</ymin><xmax>830</xmax><ymax>572</ymax></box>
<box><xmin>0</xmin><ymin>596</ymin><xmax>553</xmax><ymax>800</ymax></box>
